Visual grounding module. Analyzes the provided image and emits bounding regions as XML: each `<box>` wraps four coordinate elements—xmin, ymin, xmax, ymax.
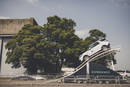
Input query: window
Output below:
<box><xmin>100</xmin><ymin>38</ymin><xmax>105</xmax><ymax>41</ymax></box>
<box><xmin>89</xmin><ymin>42</ymin><xmax>99</xmax><ymax>49</ymax></box>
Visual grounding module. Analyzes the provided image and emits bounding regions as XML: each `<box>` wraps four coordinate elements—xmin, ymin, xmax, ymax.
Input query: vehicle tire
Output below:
<box><xmin>101</xmin><ymin>45</ymin><xmax>108</xmax><ymax>51</ymax></box>
<box><xmin>83</xmin><ymin>55</ymin><xmax>89</xmax><ymax>61</ymax></box>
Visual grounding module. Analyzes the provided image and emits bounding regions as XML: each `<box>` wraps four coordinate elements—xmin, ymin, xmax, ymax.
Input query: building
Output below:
<box><xmin>0</xmin><ymin>18</ymin><xmax>37</xmax><ymax>76</ymax></box>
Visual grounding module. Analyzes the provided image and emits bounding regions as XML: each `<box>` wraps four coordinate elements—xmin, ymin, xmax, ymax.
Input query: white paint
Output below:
<box><xmin>0</xmin><ymin>38</ymin><xmax>25</xmax><ymax>76</ymax></box>
<box><xmin>87</xmin><ymin>62</ymin><xmax>89</xmax><ymax>75</ymax></box>
<box><xmin>111</xmin><ymin>60</ymin><xmax>115</xmax><ymax>71</ymax></box>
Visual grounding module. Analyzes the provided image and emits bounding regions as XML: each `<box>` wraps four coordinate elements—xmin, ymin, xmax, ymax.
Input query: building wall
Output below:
<box><xmin>0</xmin><ymin>18</ymin><xmax>37</xmax><ymax>76</ymax></box>
<box><xmin>0</xmin><ymin>38</ymin><xmax>2</xmax><ymax>71</ymax></box>
<box><xmin>0</xmin><ymin>18</ymin><xmax>37</xmax><ymax>35</ymax></box>
<box><xmin>0</xmin><ymin>38</ymin><xmax>1</xmax><ymax>56</ymax></box>
<box><xmin>0</xmin><ymin>38</ymin><xmax>25</xmax><ymax>76</ymax></box>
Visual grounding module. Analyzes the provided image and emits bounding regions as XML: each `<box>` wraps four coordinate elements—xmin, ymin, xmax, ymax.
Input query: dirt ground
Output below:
<box><xmin>0</xmin><ymin>79</ymin><xmax>130</xmax><ymax>87</ymax></box>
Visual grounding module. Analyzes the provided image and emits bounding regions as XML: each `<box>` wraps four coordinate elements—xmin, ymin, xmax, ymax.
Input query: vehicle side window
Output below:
<box><xmin>93</xmin><ymin>42</ymin><xmax>99</xmax><ymax>47</ymax></box>
<box><xmin>89</xmin><ymin>42</ymin><xmax>99</xmax><ymax>49</ymax></box>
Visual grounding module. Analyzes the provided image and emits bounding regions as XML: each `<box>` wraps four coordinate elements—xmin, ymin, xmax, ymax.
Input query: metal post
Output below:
<box><xmin>86</xmin><ymin>62</ymin><xmax>90</xmax><ymax>79</ymax></box>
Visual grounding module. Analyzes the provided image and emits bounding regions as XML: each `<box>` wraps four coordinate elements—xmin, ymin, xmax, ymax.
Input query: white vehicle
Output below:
<box><xmin>79</xmin><ymin>39</ymin><xmax>110</xmax><ymax>61</ymax></box>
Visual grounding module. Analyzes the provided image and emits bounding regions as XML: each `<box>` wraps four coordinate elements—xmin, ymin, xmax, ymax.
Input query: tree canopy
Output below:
<box><xmin>5</xmin><ymin>16</ymin><xmax>116</xmax><ymax>74</ymax></box>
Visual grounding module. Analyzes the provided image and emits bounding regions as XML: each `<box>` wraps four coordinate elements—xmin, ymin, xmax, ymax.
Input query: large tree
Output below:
<box><xmin>5</xmin><ymin>25</ymin><xmax>46</xmax><ymax>74</ymax></box>
<box><xmin>41</xmin><ymin>16</ymin><xmax>82</xmax><ymax>68</ymax></box>
<box><xmin>5</xmin><ymin>16</ymin><xmax>82</xmax><ymax>74</ymax></box>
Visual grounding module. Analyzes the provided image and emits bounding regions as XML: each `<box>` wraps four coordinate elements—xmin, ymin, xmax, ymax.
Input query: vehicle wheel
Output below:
<box><xmin>101</xmin><ymin>45</ymin><xmax>108</xmax><ymax>51</ymax></box>
<box><xmin>83</xmin><ymin>55</ymin><xmax>89</xmax><ymax>61</ymax></box>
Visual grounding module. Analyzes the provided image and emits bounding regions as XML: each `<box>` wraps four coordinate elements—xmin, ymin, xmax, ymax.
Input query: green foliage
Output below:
<box><xmin>5</xmin><ymin>39</ymin><xmax>16</xmax><ymax>50</ymax></box>
<box><xmin>6</xmin><ymin>24</ymin><xmax>45</xmax><ymax>74</ymax></box>
<box><xmin>6</xmin><ymin>16</ymin><xmax>116</xmax><ymax>74</ymax></box>
<box><xmin>42</xmin><ymin>16</ymin><xmax>81</xmax><ymax>68</ymax></box>
<box><xmin>89</xmin><ymin>29</ymin><xmax>106</xmax><ymax>40</ymax></box>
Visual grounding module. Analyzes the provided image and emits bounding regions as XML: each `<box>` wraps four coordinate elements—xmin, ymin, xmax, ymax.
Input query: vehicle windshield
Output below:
<box><xmin>99</xmin><ymin>38</ymin><xmax>105</xmax><ymax>41</ymax></box>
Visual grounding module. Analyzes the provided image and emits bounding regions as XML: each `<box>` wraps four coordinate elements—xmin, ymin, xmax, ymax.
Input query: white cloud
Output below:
<box><xmin>0</xmin><ymin>16</ymin><xmax>10</xmax><ymax>19</ymax></box>
<box><xmin>24</xmin><ymin>0</ymin><xmax>40</xmax><ymax>4</ymax></box>
<box><xmin>75</xmin><ymin>29</ymin><xmax>89</xmax><ymax>39</ymax></box>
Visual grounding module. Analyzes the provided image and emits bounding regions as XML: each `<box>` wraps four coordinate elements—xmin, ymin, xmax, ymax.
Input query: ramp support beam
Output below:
<box><xmin>87</xmin><ymin>62</ymin><xmax>90</xmax><ymax>78</ymax></box>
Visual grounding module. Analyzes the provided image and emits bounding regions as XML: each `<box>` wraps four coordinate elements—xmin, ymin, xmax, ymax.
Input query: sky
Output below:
<box><xmin>0</xmin><ymin>0</ymin><xmax>130</xmax><ymax>70</ymax></box>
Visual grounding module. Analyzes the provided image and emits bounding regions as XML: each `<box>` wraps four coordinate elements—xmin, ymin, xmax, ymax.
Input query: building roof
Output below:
<box><xmin>0</xmin><ymin>17</ymin><xmax>38</xmax><ymax>35</ymax></box>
